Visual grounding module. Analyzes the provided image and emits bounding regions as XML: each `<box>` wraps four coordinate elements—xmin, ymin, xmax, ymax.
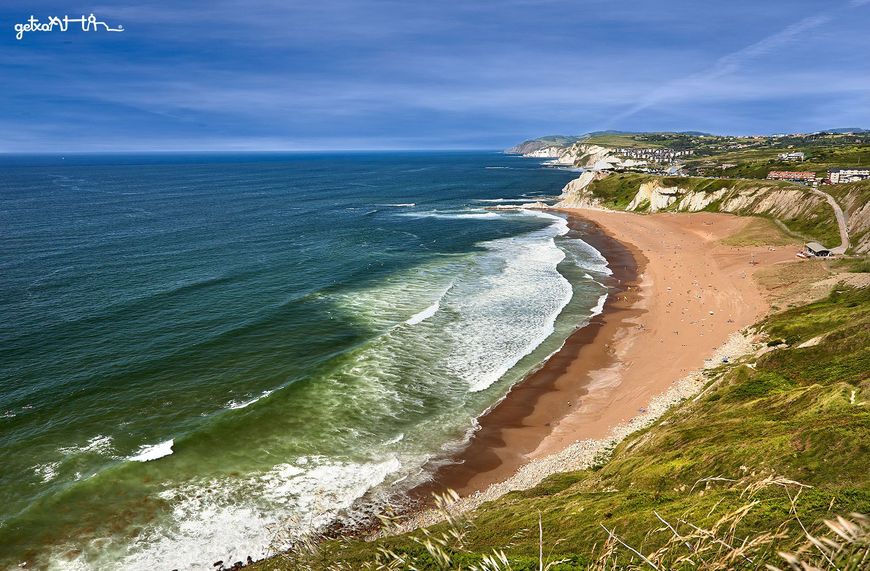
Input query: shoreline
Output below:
<box><xmin>411</xmin><ymin>213</ymin><xmax>646</xmax><ymax>498</ymax></box>
<box><xmin>408</xmin><ymin>207</ymin><xmax>798</xmax><ymax>508</ymax></box>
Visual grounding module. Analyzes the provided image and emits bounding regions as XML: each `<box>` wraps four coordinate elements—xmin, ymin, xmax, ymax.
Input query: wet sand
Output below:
<box><xmin>418</xmin><ymin>209</ymin><xmax>796</xmax><ymax>497</ymax></box>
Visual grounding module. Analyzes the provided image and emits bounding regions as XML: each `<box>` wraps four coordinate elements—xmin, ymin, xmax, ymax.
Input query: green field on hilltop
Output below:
<box><xmin>703</xmin><ymin>145</ymin><xmax>870</xmax><ymax>179</ymax></box>
<box><xmin>583</xmin><ymin>133</ymin><xmax>667</xmax><ymax>148</ymax></box>
<box><xmin>256</xmin><ymin>286</ymin><xmax>870</xmax><ymax>570</ymax></box>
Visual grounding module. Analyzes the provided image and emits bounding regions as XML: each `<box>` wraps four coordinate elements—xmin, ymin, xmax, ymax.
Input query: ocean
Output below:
<box><xmin>0</xmin><ymin>152</ymin><xmax>611</xmax><ymax>569</ymax></box>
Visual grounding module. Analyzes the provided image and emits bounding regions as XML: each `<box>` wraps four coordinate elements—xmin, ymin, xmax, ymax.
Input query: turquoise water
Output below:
<box><xmin>0</xmin><ymin>152</ymin><xmax>610</xmax><ymax>569</ymax></box>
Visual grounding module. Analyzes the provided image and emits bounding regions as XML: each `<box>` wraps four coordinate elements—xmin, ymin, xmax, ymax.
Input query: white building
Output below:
<box><xmin>778</xmin><ymin>151</ymin><xmax>805</xmax><ymax>161</ymax></box>
<box><xmin>828</xmin><ymin>168</ymin><xmax>870</xmax><ymax>184</ymax></box>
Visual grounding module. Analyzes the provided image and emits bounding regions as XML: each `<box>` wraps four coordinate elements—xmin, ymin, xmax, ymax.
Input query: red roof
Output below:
<box><xmin>767</xmin><ymin>171</ymin><xmax>816</xmax><ymax>179</ymax></box>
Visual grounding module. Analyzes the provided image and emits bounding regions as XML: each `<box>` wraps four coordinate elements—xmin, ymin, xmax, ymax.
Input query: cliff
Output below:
<box><xmin>504</xmin><ymin>135</ymin><xmax>582</xmax><ymax>155</ymax></box>
<box><xmin>557</xmin><ymin>172</ymin><xmax>870</xmax><ymax>252</ymax></box>
<box><xmin>516</xmin><ymin>141</ymin><xmax>649</xmax><ymax>170</ymax></box>
<box><xmin>826</xmin><ymin>181</ymin><xmax>870</xmax><ymax>253</ymax></box>
<box><xmin>553</xmin><ymin>170</ymin><xmax>610</xmax><ymax>208</ymax></box>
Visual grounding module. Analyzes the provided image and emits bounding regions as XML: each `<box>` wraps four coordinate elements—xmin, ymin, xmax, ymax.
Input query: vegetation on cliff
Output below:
<box><xmin>562</xmin><ymin>173</ymin><xmax>862</xmax><ymax>251</ymax></box>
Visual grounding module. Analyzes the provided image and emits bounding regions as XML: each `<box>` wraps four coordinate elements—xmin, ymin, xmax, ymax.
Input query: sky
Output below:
<box><xmin>1</xmin><ymin>0</ymin><xmax>869</xmax><ymax>151</ymax></box>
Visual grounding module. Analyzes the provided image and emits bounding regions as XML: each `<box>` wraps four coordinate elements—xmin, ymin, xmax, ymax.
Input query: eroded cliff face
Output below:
<box><xmin>554</xmin><ymin>170</ymin><xmax>609</xmax><ymax>208</ymax></box>
<box><xmin>557</xmin><ymin>173</ymin><xmax>869</xmax><ymax>250</ymax></box>
<box><xmin>524</xmin><ymin>146</ymin><xmax>564</xmax><ymax>159</ymax></box>
<box><xmin>621</xmin><ymin>179</ymin><xmax>825</xmax><ymax>220</ymax></box>
<box><xmin>627</xmin><ymin>181</ymin><xmax>687</xmax><ymax>212</ymax></box>
<box><xmin>523</xmin><ymin>143</ymin><xmax>647</xmax><ymax>170</ymax></box>
<box><xmin>833</xmin><ymin>186</ymin><xmax>870</xmax><ymax>253</ymax></box>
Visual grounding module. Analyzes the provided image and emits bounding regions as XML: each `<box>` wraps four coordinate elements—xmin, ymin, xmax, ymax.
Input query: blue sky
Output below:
<box><xmin>1</xmin><ymin>0</ymin><xmax>869</xmax><ymax>151</ymax></box>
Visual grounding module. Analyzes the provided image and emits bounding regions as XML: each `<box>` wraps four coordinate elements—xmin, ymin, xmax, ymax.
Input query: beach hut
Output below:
<box><xmin>805</xmin><ymin>242</ymin><xmax>832</xmax><ymax>257</ymax></box>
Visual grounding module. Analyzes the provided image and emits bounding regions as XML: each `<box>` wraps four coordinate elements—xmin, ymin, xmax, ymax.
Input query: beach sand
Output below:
<box><xmin>421</xmin><ymin>209</ymin><xmax>797</xmax><ymax>497</ymax></box>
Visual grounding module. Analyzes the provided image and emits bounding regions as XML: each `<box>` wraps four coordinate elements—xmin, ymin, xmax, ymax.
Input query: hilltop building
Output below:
<box><xmin>777</xmin><ymin>151</ymin><xmax>805</xmax><ymax>161</ymax></box>
<box><xmin>615</xmin><ymin>148</ymin><xmax>693</xmax><ymax>162</ymax></box>
<box><xmin>828</xmin><ymin>168</ymin><xmax>870</xmax><ymax>184</ymax></box>
<box><xmin>767</xmin><ymin>171</ymin><xmax>816</xmax><ymax>183</ymax></box>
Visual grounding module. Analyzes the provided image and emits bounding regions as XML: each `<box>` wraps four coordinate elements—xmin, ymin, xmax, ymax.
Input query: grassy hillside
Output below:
<box><xmin>707</xmin><ymin>145</ymin><xmax>870</xmax><ymax>180</ymax></box>
<box><xmin>720</xmin><ymin>217</ymin><xmax>800</xmax><ymax>247</ymax></box>
<box><xmin>256</xmin><ymin>286</ymin><xmax>870</xmax><ymax>570</ymax></box>
<box><xmin>506</xmin><ymin>136</ymin><xmax>585</xmax><ymax>154</ymax></box>
<box><xmin>825</xmin><ymin>180</ymin><xmax>870</xmax><ymax>251</ymax></box>
<box><xmin>577</xmin><ymin>173</ymin><xmax>656</xmax><ymax>209</ymax></box>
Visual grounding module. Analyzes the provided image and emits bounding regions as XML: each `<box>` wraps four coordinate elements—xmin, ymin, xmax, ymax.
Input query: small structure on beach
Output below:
<box><xmin>805</xmin><ymin>242</ymin><xmax>832</xmax><ymax>257</ymax></box>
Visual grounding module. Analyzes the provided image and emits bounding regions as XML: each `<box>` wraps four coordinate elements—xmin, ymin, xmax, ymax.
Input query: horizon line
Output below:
<box><xmin>0</xmin><ymin>148</ymin><xmax>508</xmax><ymax>155</ymax></box>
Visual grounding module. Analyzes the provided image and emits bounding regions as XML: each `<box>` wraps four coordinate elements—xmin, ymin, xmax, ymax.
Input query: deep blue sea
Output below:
<box><xmin>0</xmin><ymin>152</ymin><xmax>610</xmax><ymax>569</ymax></box>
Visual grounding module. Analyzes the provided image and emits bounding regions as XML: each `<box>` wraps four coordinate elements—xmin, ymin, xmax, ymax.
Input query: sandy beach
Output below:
<box><xmin>421</xmin><ymin>208</ymin><xmax>797</xmax><ymax>497</ymax></box>
<box><xmin>534</xmin><ymin>209</ymin><xmax>795</xmax><ymax>456</ymax></box>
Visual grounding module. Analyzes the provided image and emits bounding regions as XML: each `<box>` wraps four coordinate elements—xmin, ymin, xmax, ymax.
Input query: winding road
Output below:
<box><xmin>810</xmin><ymin>188</ymin><xmax>850</xmax><ymax>254</ymax></box>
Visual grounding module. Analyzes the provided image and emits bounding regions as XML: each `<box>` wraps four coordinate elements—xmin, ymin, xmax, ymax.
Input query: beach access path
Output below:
<box><xmin>810</xmin><ymin>188</ymin><xmax>850</xmax><ymax>254</ymax></box>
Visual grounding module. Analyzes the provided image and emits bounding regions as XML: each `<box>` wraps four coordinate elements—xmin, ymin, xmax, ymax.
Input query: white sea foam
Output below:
<box><xmin>128</xmin><ymin>439</ymin><xmax>174</xmax><ymax>462</ymax></box>
<box><xmin>563</xmin><ymin>237</ymin><xmax>612</xmax><ymax>275</ymax></box>
<box><xmin>59</xmin><ymin>435</ymin><xmax>114</xmax><ymax>456</ymax></box>
<box><xmin>442</xmin><ymin>210</ymin><xmax>572</xmax><ymax>392</ymax></box>
<box><xmin>405</xmin><ymin>301</ymin><xmax>440</xmax><ymax>325</ymax></box>
<box><xmin>383</xmin><ymin>433</ymin><xmax>405</xmax><ymax>445</ymax></box>
<box><xmin>339</xmin><ymin>209</ymin><xmax>574</xmax><ymax>394</ymax></box>
<box><xmin>590</xmin><ymin>293</ymin><xmax>608</xmax><ymax>316</ymax></box>
<box><xmin>33</xmin><ymin>461</ymin><xmax>61</xmax><ymax>483</ymax></box>
<box><xmin>51</xmin><ymin>457</ymin><xmax>409</xmax><ymax>571</ymax></box>
<box><xmin>380</xmin><ymin>203</ymin><xmax>416</xmax><ymax>207</ymax></box>
<box><xmin>226</xmin><ymin>390</ymin><xmax>274</xmax><ymax>410</ymax></box>
<box><xmin>396</xmin><ymin>210</ymin><xmax>501</xmax><ymax>220</ymax></box>
<box><xmin>404</xmin><ymin>282</ymin><xmax>454</xmax><ymax>326</ymax></box>
<box><xmin>474</xmin><ymin>197</ymin><xmax>551</xmax><ymax>203</ymax></box>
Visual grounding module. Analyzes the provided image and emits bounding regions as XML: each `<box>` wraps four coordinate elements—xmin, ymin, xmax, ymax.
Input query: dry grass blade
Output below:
<box><xmin>599</xmin><ymin>524</ymin><xmax>660</xmax><ymax>570</ymax></box>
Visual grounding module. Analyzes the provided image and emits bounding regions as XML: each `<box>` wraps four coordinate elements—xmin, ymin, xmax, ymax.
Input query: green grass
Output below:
<box><xmin>258</xmin><ymin>287</ymin><xmax>870</xmax><ymax>570</ymax></box>
<box><xmin>832</xmin><ymin>257</ymin><xmax>870</xmax><ymax>273</ymax></box>
<box><xmin>824</xmin><ymin>179</ymin><xmax>870</xmax><ymax>205</ymax></box>
<box><xmin>584</xmin><ymin>133</ymin><xmax>667</xmax><ymax>148</ymax></box>
<box><xmin>690</xmin><ymin>144</ymin><xmax>870</xmax><ymax>180</ymax></box>
<box><xmin>720</xmin><ymin>218</ymin><xmax>799</xmax><ymax>247</ymax></box>
<box><xmin>777</xmin><ymin>200</ymin><xmax>843</xmax><ymax>249</ymax></box>
<box><xmin>581</xmin><ymin>173</ymin><xmax>656</xmax><ymax>209</ymax></box>
<box><xmin>825</xmin><ymin>180</ymin><xmax>870</xmax><ymax>253</ymax></box>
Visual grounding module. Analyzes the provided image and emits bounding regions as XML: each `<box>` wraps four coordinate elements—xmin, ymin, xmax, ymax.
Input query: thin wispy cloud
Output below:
<box><xmin>608</xmin><ymin>14</ymin><xmax>829</xmax><ymax>125</ymax></box>
<box><xmin>607</xmin><ymin>0</ymin><xmax>869</xmax><ymax>128</ymax></box>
